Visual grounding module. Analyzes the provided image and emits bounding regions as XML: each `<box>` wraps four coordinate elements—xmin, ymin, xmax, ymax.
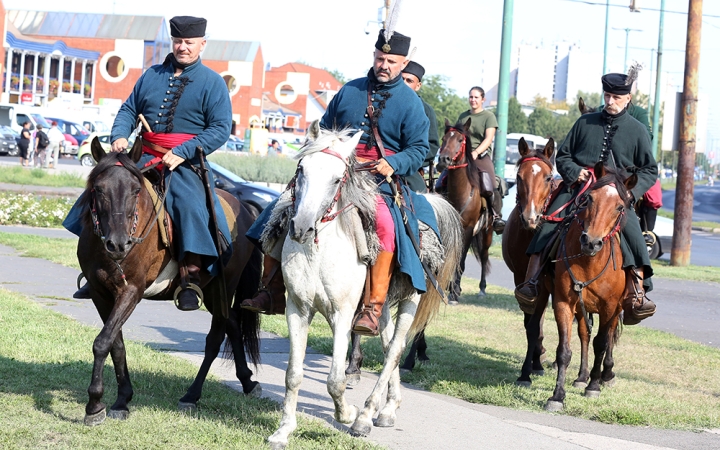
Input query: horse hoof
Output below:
<box><xmin>349</xmin><ymin>420</ymin><xmax>372</xmax><ymax>437</ymax></box>
<box><xmin>477</xmin><ymin>291</ymin><xmax>486</xmax><ymax>298</ymax></box>
<box><xmin>448</xmin><ymin>300</ymin><xmax>459</xmax><ymax>306</ymax></box>
<box><xmin>375</xmin><ymin>414</ymin><xmax>395</xmax><ymax>428</ymax></box>
<box><xmin>531</xmin><ymin>369</ymin><xmax>545</xmax><ymax>376</ymax></box>
<box><xmin>572</xmin><ymin>381</ymin><xmax>588</xmax><ymax>389</ymax></box>
<box><xmin>178</xmin><ymin>401</ymin><xmax>198</xmax><ymax>414</ymax></box>
<box><xmin>544</xmin><ymin>400</ymin><xmax>564</xmax><ymax>412</ymax></box>
<box><xmin>107</xmin><ymin>409</ymin><xmax>129</xmax><ymax>420</ymax></box>
<box><xmin>346</xmin><ymin>373</ymin><xmax>361</xmax><ymax>387</ymax></box>
<box><xmin>515</xmin><ymin>380</ymin><xmax>531</xmax><ymax>388</ymax></box>
<box><xmin>268</xmin><ymin>440</ymin><xmax>287</xmax><ymax>450</ymax></box>
<box><xmin>552</xmin><ymin>361</ymin><xmax>558</xmax><ymax>371</ymax></box>
<box><xmin>83</xmin><ymin>409</ymin><xmax>106</xmax><ymax>427</ymax></box>
<box><xmin>601</xmin><ymin>377</ymin><xmax>616</xmax><ymax>388</ymax></box>
<box><xmin>246</xmin><ymin>383</ymin><xmax>263</xmax><ymax>398</ymax></box>
<box><xmin>584</xmin><ymin>388</ymin><xmax>601</xmax><ymax>398</ymax></box>
<box><xmin>399</xmin><ymin>368</ymin><xmax>411</xmax><ymax>376</ymax></box>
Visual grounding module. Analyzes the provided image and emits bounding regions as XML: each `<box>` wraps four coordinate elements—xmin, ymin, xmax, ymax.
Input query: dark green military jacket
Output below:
<box><xmin>406</xmin><ymin>97</ymin><xmax>440</xmax><ymax>192</ymax></box>
<box><xmin>627</xmin><ymin>103</ymin><xmax>652</xmax><ymax>139</ymax></box>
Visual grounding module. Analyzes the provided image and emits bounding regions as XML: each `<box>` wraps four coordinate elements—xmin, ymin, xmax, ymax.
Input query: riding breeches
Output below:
<box><xmin>376</xmin><ymin>195</ymin><xmax>396</xmax><ymax>252</ymax></box>
<box><xmin>473</xmin><ymin>154</ymin><xmax>498</xmax><ymax>197</ymax></box>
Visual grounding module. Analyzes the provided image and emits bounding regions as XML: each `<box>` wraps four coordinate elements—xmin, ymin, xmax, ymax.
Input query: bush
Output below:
<box><xmin>208</xmin><ymin>153</ymin><xmax>297</xmax><ymax>184</ymax></box>
<box><xmin>0</xmin><ymin>193</ymin><xmax>74</xmax><ymax>228</ymax></box>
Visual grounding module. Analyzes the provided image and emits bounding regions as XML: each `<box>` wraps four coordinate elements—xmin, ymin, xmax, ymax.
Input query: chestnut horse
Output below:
<box><xmin>545</xmin><ymin>162</ymin><xmax>635</xmax><ymax>411</ymax></box>
<box><xmin>77</xmin><ymin>139</ymin><xmax>261</xmax><ymax>426</ymax></box>
<box><xmin>436</xmin><ymin>118</ymin><xmax>493</xmax><ymax>301</ymax></box>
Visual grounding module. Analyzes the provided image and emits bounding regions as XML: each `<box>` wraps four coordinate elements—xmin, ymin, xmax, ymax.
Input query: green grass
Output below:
<box><xmin>657</xmin><ymin>208</ymin><xmax>720</xmax><ymax>230</ymax></box>
<box><xmin>0</xmin><ymin>288</ymin><xmax>382</xmax><ymax>449</ymax></box>
<box><xmin>263</xmin><ymin>280</ymin><xmax>720</xmax><ymax>431</ymax></box>
<box><xmin>208</xmin><ymin>153</ymin><xmax>297</xmax><ymax>184</ymax></box>
<box><xmin>0</xmin><ymin>165</ymin><xmax>86</xmax><ymax>188</ymax></box>
<box><xmin>0</xmin><ymin>232</ymin><xmax>80</xmax><ymax>269</ymax></box>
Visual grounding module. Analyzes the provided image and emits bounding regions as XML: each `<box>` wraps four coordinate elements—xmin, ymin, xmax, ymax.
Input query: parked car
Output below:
<box><xmin>0</xmin><ymin>125</ymin><xmax>19</xmax><ymax>156</ymax></box>
<box><xmin>61</xmin><ymin>133</ymin><xmax>79</xmax><ymax>156</ymax></box>
<box><xmin>77</xmin><ymin>132</ymin><xmax>112</xmax><ymax>166</ymax></box>
<box><xmin>45</xmin><ymin>117</ymin><xmax>91</xmax><ymax>146</ymax></box>
<box><xmin>209</xmin><ymin>162</ymin><xmax>279</xmax><ymax>215</ymax></box>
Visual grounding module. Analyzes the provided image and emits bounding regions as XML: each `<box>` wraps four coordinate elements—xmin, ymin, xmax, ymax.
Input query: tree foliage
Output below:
<box><xmin>326</xmin><ymin>68</ymin><xmax>348</xmax><ymax>85</ymax></box>
<box><xmin>507</xmin><ymin>97</ymin><xmax>528</xmax><ymax>134</ymax></box>
<box><xmin>417</xmin><ymin>74</ymin><xmax>467</xmax><ymax>137</ymax></box>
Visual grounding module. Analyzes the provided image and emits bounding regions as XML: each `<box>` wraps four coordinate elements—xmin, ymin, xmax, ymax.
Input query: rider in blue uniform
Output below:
<box><xmin>64</xmin><ymin>16</ymin><xmax>232</xmax><ymax>311</ymax></box>
<box><xmin>241</xmin><ymin>30</ymin><xmax>437</xmax><ymax>336</ymax></box>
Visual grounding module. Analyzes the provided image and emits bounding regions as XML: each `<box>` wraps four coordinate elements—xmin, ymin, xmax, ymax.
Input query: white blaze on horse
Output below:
<box><xmin>263</xmin><ymin>122</ymin><xmax>463</xmax><ymax>448</ymax></box>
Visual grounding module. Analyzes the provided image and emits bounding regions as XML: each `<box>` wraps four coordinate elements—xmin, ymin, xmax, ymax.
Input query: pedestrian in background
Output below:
<box><xmin>18</xmin><ymin>122</ymin><xmax>31</xmax><ymax>167</ymax></box>
<box><xmin>33</xmin><ymin>125</ymin><xmax>49</xmax><ymax>168</ymax></box>
<box><xmin>46</xmin><ymin>121</ymin><xmax>65</xmax><ymax>169</ymax></box>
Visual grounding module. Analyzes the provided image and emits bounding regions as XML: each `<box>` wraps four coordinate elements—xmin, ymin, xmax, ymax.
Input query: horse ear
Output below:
<box><xmin>308</xmin><ymin>120</ymin><xmax>320</xmax><ymax>141</ymax></box>
<box><xmin>625</xmin><ymin>174</ymin><xmax>638</xmax><ymax>192</ymax></box>
<box><xmin>463</xmin><ymin>117</ymin><xmax>472</xmax><ymax>132</ymax></box>
<box><xmin>543</xmin><ymin>138</ymin><xmax>555</xmax><ymax>159</ymax></box>
<box><xmin>593</xmin><ymin>161</ymin><xmax>605</xmax><ymax>178</ymax></box>
<box><xmin>128</xmin><ymin>136</ymin><xmax>143</xmax><ymax>163</ymax></box>
<box><xmin>578</xmin><ymin>97</ymin><xmax>586</xmax><ymax>114</ymax></box>
<box><xmin>91</xmin><ymin>137</ymin><xmax>107</xmax><ymax>164</ymax></box>
<box><xmin>444</xmin><ymin>118</ymin><xmax>451</xmax><ymax>132</ymax></box>
<box><xmin>518</xmin><ymin>137</ymin><xmax>530</xmax><ymax>157</ymax></box>
<box><xmin>349</xmin><ymin>129</ymin><xmax>364</xmax><ymax>148</ymax></box>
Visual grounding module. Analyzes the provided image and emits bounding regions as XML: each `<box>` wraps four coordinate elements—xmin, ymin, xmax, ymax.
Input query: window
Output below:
<box><xmin>99</xmin><ymin>52</ymin><xmax>129</xmax><ymax>83</ymax></box>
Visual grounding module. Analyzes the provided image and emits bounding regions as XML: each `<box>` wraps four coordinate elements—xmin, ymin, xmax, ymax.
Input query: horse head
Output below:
<box><xmin>84</xmin><ymin>137</ymin><xmax>146</xmax><ymax>260</ymax></box>
<box><xmin>577</xmin><ymin>162</ymin><xmax>637</xmax><ymax>257</ymax></box>
<box><xmin>289</xmin><ymin>121</ymin><xmax>364</xmax><ymax>244</ymax></box>
<box><xmin>578</xmin><ymin>97</ymin><xmax>595</xmax><ymax>116</ymax></box>
<box><xmin>515</xmin><ymin>137</ymin><xmax>555</xmax><ymax>230</ymax></box>
<box><xmin>437</xmin><ymin>117</ymin><xmax>471</xmax><ymax>172</ymax></box>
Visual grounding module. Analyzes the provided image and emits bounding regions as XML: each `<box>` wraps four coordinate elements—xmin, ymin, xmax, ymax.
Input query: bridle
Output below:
<box><xmin>442</xmin><ymin>127</ymin><xmax>468</xmax><ymax>170</ymax></box>
<box><xmin>289</xmin><ymin>148</ymin><xmax>354</xmax><ymax>244</ymax></box>
<box><xmin>514</xmin><ymin>156</ymin><xmax>557</xmax><ymax>218</ymax></box>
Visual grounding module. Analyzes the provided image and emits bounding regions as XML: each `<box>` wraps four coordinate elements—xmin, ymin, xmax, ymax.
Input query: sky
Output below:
<box><xmin>5</xmin><ymin>0</ymin><xmax>720</xmax><ymax>155</ymax></box>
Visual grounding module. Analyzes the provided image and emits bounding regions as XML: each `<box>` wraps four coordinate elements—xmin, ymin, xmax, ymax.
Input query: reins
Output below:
<box><xmin>443</xmin><ymin>127</ymin><xmax>468</xmax><ymax>170</ymax></box>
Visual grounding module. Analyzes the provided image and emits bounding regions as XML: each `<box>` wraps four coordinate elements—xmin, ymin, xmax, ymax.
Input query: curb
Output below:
<box><xmin>691</xmin><ymin>226</ymin><xmax>720</xmax><ymax>234</ymax></box>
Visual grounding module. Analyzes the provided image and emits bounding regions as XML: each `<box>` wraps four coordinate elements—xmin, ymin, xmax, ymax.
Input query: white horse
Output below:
<box><xmin>265</xmin><ymin>122</ymin><xmax>463</xmax><ymax>448</ymax></box>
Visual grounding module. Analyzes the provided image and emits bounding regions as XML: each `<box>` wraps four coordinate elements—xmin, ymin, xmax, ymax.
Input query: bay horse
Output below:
<box><xmin>77</xmin><ymin>138</ymin><xmax>262</xmax><ymax>426</ymax></box>
<box><xmin>545</xmin><ymin>162</ymin><xmax>635</xmax><ymax>411</ymax></box>
<box><xmin>267</xmin><ymin>122</ymin><xmax>463</xmax><ymax>448</ymax></box>
<box><xmin>436</xmin><ymin>118</ymin><xmax>493</xmax><ymax>301</ymax></box>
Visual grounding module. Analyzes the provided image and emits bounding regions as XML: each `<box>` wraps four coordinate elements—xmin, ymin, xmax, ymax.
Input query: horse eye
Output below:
<box><xmin>545</xmin><ymin>175</ymin><xmax>552</xmax><ymax>182</ymax></box>
<box><xmin>617</xmin><ymin>205</ymin><xmax>625</xmax><ymax>212</ymax></box>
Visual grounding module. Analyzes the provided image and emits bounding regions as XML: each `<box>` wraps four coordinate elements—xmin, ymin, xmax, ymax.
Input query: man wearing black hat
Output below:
<box><xmin>402</xmin><ymin>60</ymin><xmax>440</xmax><ymax>193</ymax></box>
<box><xmin>241</xmin><ymin>29</ymin><xmax>434</xmax><ymax>336</ymax></box>
<box><xmin>64</xmin><ymin>16</ymin><xmax>233</xmax><ymax>311</ymax></box>
<box><xmin>514</xmin><ymin>71</ymin><xmax>657</xmax><ymax>324</ymax></box>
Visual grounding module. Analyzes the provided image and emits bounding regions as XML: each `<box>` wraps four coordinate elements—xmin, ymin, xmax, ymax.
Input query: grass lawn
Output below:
<box><xmin>0</xmin><ymin>165</ymin><xmax>86</xmax><ymax>188</ymax></box>
<box><xmin>263</xmin><ymin>278</ymin><xmax>720</xmax><ymax>431</ymax></box>
<box><xmin>0</xmin><ymin>288</ymin><xmax>381</xmax><ymax>449</ymax></box>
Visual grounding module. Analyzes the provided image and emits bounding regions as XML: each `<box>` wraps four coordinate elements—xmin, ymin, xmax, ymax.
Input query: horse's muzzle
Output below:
<box><xmin>437</xmin><ymin>155</ymin><xmax>450</xmax><ymax>172</ymax></box>
<box><xmin>580</xmin><ymin>231</ymin><xmax>602</xmax><ymax>256</ymax></box>
<box><xmin>289</xmin><ymin>219</ymin><xmax>314</xmax><ymax>244</ymax></box>
<box><xmin>104</xmin><ymin>235</ymin><xmax>134</xmax><ymax>260</ymax></box>
<box><xmin>520</xmin><ymin>212</ymin><xmax>540</xmax><ymax>230</ymax></box>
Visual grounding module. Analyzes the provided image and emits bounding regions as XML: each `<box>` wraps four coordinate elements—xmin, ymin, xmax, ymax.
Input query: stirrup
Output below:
<box><xmin>173</xmin><ymin>283</ymin><xmax>204</xmax><ymax>310</ymax></box>
<box><xmin>514</xmin><ymin>279</ymin><xmax>538</xmax><ymax>314</ymax></box>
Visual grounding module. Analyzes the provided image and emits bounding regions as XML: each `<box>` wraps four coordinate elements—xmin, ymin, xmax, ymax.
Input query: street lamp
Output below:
<box><xmin>613</xmin><ymin>27</ymin><xmax>643</xmax><ymax>72</ymax></box>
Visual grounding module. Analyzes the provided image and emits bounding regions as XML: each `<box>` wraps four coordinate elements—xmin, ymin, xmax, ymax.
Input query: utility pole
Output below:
<box><xmin>613</xmin><ymin>27</ymin><xmax>643</xmax><ymax>72</ymax></box>
<box><xmin>602</xmin><ymin>0</ymin><xmax>610</xmax><ymax>75</ymax></box>
<box><xmin>493</xmin><ymin>0</ymin><xmax>514</xmax><ymax>179</ymax></box>
<box><xmin>671</xmin><ymin>0</ymin><xmax>703</xmax><ymax>267</ymax></box>
<box><xmin>651</xmin><ymin>0</ymin><xmax>666</xmax><ymax>160</ymax></box>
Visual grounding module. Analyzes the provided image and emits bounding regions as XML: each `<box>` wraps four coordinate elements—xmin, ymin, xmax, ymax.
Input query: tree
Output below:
<box><xmin>417</xmin><ymin>74</ymin><xmax>467</xmax><ymax>137</ymax></box>
<box><xmin>507</xmin><ymin>97</ymin><xmax>528</xmax><ymax>134</ymax></box>
<box><xmin>325</xmin><ymin>68</ymin><xmax>348</xmax><ymax>85</ymax></box>
<box><xmin>527</xmin><ymin>107</ymin><xmax>555</xmax><ymax>138</ymax></box>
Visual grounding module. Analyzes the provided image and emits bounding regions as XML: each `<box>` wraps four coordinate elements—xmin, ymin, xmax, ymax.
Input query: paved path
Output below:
<box><xmin>0</xmin><ymin>226</ymin><xmax>719</xmax><ymax>449</ymax></box>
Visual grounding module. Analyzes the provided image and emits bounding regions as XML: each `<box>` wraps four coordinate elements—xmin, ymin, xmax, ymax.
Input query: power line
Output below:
<box><xmin>560</xmin><ymin>0</ymin><xmax>720</xmax><ymax>19</ymax></box>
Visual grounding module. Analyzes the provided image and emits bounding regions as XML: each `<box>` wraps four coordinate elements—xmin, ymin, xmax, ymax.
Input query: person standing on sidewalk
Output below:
<box><xmin>33</xmin><ymin>125</ymin><xmax>49</xmax><ymax>168</ymax></box>
<box><xmin>18</xmin><ymin>122</ymin><xmax>31</xmax><ymax>167</ymax></box>
<box><xmin>45</xmin><ymin>121</ymin><xmax>65</xmax><ymax>169</ymax></box>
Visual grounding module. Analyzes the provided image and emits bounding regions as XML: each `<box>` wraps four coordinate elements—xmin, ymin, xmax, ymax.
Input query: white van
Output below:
<box><xmin>0</xmin><ymin>103</ymin><xmax>53</xmax><ymax>134</ymax></box>
<box><xmin>503</xmin><ymin>133</ymin><xmax>553</xmax><ymax>187</ymax></box>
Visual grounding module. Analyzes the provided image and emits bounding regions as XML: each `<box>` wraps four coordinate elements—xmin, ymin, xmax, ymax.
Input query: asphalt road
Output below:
<box><xmin>662</xmin><ymin>184</ymin><xmax>720</xmax><ymax>223</ymax></box>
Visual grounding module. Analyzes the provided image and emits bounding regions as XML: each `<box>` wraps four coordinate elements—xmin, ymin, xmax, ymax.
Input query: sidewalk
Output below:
<box><xmin>0</xmin><ymin>226</ymin><xmax>718</xmax><ymax>449</ymax></box>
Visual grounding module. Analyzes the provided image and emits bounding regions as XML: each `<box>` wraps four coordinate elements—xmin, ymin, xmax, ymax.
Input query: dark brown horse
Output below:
<box><xmin>436</xmin><ymin>118</ymin><xmax>493</xmax><ymax>301</ymax></box>
<box><xmin>78</xmin><ymin>139</ymin><xmax>262</xmax><ymax>426</ymax></box>
<box><xmin>545</xmin><ymin>162</ymin><xmax>635</xmax><ymax>411</ymax></box>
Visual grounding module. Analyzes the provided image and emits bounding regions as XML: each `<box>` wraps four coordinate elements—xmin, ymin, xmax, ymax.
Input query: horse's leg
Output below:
<box><xmin>345</xmin><ymin>332</ymin><xmax>364</xmax><ymax>387</ymax></box>
<box><xmin>516</xmin><ymin>291</ymin><xmax>549</xmax><ymax>386</ymax></box>
<box><xmin>451</xmin><ymin>236</ymin><xmax>472</xmax><ymax>304</ymax></box>
<box><xmin>399</xmin><ymin>330</ymin><xmax>420</xmax><ymax>372</ymax></box>
<box><xmin>179</xmin><ymin>314</ymin><xmax>228</xmax><ymax>410</ymax></box>
<box><xmin>572</xmin><ymin>312</ymin><xmax>591</xmax><ymax>389</ymax></box>
<box><xmin>85</xmin><ymin>290</ymin><xmax>141</xmax><ymax>426</ymax></box>
<box><xmin>106</xmin><ymin>330</ymin><xmax>133</xmax><ymax>420</ymax></box>
<box><xmin>268</xmin><ymin>300</ymin><xmax>311</xmax><ymax>449</ymax></box>
<box><xmin>416</xmin><ymin>330</ymin><xmax>429</xmax><ymax>361</ymax></box>
<box><xmin>225</xmin><ymin>309</ymin><xmax>261</xmax><ymax>395</ymax></box>
<box><xmin>545</xmin><ymin>298</ymin><xmax>573</xmax><ymax>412</ymax></box>
<box><xmin>478</xmin><ymin>226</ymin><xmax>492</xmax><ymax>296</ymax></box>
<box><xmin>327</xmin><ymin>309</ymin><xmax>360</xmax><ymax>425</ymax></box>
<box><xmin>599</xmin><ymin>315</ymin><xmax>620</xmax><ymax>388</ymax></box>
<box><xmin>584</xmin><ymin>317</ymin><xmax>610</xmax><ymax>398</ymax></box>
<box><xmin>351</xmin><ymin>296</ymin><xmax>417</xmax><ymax>436</ymax></box>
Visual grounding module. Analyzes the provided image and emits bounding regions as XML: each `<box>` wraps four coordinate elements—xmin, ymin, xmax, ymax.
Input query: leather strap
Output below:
<box><xmin>367</xmin><ymin>88</ymin><xmax>387</xmax><ymax>159</ymax></box>
<box><xmin>143</xmin><ymin>139</ymin><xmax>171</xmax><ymax>155</ymax></box>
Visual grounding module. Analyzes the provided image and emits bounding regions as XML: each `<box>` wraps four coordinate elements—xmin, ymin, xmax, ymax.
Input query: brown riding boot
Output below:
<box><xmin>240</xmin><ymin>255</ymin><xmax>286</xmax><ymax>315</ymax></box>
<box><xmin>622</xmin><ymin>267</ymin><xmax>656</xmax><ymax>325</ymax></box>
<box><xmin>352</xmin><ymin>250</ymin><xmax>395</xmax><ymax>336</ymax></box>
<box><xmin>514</xmin><ymin>253</ymin><xmax>543</xmax><ymax>313</ymax></box>
<box><xmin>176</xmin><ymin>253</ymin><xmax>203</xmax><ymax>311</ymax></box>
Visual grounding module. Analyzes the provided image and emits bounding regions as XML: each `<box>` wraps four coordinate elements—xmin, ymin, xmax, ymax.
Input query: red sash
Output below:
<box><xmin>142</xmin><ymin>132</ymin><xmax>196</xmax><ymax>170</ymax></box>
<box><xmin>355</xmin><ymin>143</ymin><xmax>396</xmax><ymax>160</ymax></box>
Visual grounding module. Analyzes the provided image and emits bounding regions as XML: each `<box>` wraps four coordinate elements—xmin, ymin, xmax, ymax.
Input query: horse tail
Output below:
<box><xmin>409</xmin><ymin>194</ymin><xmax>464</xmax><ymax>337</ymax></box>
<box><xmin>228</xmin><ymin>246</ymin><xmax>263</xmax><ymax>366</ymax></box>
<box><xmin>469</xmin><ymin>231</ymin><xmax>492</xmax><ymax>276</ymax></box>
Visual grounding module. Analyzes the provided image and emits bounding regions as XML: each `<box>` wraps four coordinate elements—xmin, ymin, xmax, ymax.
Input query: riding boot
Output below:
<box><xmin>486</xmin><ymin>192</ymin><xmax>506</xmax><ymax>235</ymax></box>
<box><xmin>622</xmin><ymin>267</ymin><xmax>656</xmax><ymax>325</ymax></box>
<box><xmin>514</xmin><ymin>253</ymin><xmax>543</xmax><ymax>313</ymax></box>
<box><xmin>176</xmin><ymin>253</ymin><xmax>203</xmax><ymax>311</ymax></box>
<box><xmin>352</xmin><ymin>250</ymin><xmax>395</xmax><ymax>336</ymax></box>
<box><xmin>73</xmin><ymin>282</ymin><xmax>92</xmax><ymax>299</ymax></box>
<box><xmin>239</xmin><ymin>255</ymin><xmax>286</xmax><ymax>315</ymax></box>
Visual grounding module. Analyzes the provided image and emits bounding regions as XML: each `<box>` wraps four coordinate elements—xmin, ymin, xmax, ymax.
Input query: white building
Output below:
<box><xmin>515</xmin><ymin>44</ymin><xmax>556</xmax><ymax>105</ymax></box>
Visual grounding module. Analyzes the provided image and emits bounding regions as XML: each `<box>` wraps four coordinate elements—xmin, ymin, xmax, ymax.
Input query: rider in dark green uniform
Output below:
<box><xmin>515</xmin><ymin>72</ymin><xmax>658</xmax><ymax>325</ymax></box>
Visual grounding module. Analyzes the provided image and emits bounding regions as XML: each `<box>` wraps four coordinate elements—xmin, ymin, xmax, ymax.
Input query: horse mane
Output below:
<box><xmin>589</xmin><ymin>167</ymin><xmax>632</xmax><ymax>229</ymax></box>
<box><xmin>81</xmin><ymin>152</ymin><xmax>146</xmax><ymax>230</ymax></box>
<box><xmin>516</xmin><ymin>150</ymin><xmax>553</xmax><ymax>170</ymax></box>
<box><xmin>296</xmin><ymin>127</ymin><xmax>378</xmax><ymax>235</ymax></box>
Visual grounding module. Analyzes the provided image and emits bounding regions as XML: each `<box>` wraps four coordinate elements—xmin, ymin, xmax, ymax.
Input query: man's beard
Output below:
<box><xmin>374</xmin><ymin>68</ymin><xmax>392</xmax><ymax>81</ymax></box>
<box><xmin>604</xmin><ymin>103</ymin><xmax>625</xmax><ymax>115</ymax></box>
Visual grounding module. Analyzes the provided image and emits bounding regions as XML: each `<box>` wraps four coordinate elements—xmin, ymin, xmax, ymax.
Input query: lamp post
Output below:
<box><xmin>613</xmin><ymin>27</ymin><xmax>643</xmax><ymax>72</ymax></box>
